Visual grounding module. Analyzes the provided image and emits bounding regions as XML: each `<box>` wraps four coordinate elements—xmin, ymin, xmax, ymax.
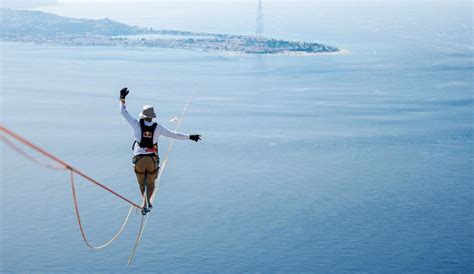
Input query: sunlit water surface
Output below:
<box><xmin>1</xmin><ymin>1</ymin><xmax>473</xmax><ymax>272</ymax></box>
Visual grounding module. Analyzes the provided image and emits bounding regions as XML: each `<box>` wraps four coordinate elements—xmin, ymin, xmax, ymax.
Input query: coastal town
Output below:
<box><xmin>1</xmin><ymin>8</ymin><xmax>339</xmax><ymax>55</ymax></box>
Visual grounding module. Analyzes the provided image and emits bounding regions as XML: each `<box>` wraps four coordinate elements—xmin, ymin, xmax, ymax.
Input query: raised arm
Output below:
<box><xmin>119</xmin><ymin>87</ymin><xmax>138</xmax><ymax>128</ymax></box>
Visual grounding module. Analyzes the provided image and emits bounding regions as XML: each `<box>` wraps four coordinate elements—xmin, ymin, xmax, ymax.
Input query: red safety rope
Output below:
<box><xmin>1</xmin><ymin>125</ymin><xmax>142</xmax><ymax>250</ymax></box>
<box><xmin>0</xmin><ymin>125</ymin><xmax>142</xmax><ymax>209</ymax></box>
<box><xmin>0</xmin><ymin>135</ymin><xmax>66</xmax><ymax>170</ymax></box>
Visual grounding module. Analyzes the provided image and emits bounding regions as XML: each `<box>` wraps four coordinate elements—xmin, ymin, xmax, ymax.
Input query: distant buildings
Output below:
<box><xmin>0</xmin><ymin>8</ymin><xmax>339</xmax><ymax>55</ymax></box>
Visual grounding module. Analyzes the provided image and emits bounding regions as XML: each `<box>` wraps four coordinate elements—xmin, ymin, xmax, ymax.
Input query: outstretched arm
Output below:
<box><xmin>156</xmin><ymin>124</ymin><xmax>190</xmax><ymax>140</ymax></box>
<box><xmin>119</xmin><ymin>87</ymin><xmax>138</xmax><ymax>128</ymax></box>
<box><xmin>157</xmin><ymin>124</ymin><xmax>201</xmax><ymax>142</ymax></box>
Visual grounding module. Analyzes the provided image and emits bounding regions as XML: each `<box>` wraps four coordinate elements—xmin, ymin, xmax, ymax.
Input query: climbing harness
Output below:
<box><xmin>133</xmin><ymin>153</ymin><xmax>159</xmax><ymax>175</ymax></box>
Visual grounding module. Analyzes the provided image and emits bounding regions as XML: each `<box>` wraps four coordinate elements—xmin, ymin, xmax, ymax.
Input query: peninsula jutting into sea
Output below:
<box><xmin>0</xmin><ymin>9</ymin><xmax>340</xmax><ymax>55</ymax></box>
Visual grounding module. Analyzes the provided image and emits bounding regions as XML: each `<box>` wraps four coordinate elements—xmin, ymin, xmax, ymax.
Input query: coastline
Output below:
<box><xmin>277</xmin><ymin>48</ymin><xmax>350</xmax><ymax>56</ymax></box>
<box><xmin>0</xmin><ymin>40</ymin><xmax>348</xmax><ymax>56</ymax></box>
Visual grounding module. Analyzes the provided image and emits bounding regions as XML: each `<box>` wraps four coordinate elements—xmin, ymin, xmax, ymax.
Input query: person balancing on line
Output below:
<box><xmin>119</xmin><ymin>87</ymin><xmax>201</xmax><ymax>215</ymax></box>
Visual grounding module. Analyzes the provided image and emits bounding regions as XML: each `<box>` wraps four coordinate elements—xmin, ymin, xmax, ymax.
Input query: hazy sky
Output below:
<box><xmin>1</xmin><ymin>0</ymin><xmax>457</xmax><ymax>6</ymax></box>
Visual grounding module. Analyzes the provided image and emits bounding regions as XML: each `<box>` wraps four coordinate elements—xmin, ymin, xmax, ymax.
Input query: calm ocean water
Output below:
<box><xmin>1</xmin><ymin>1</ymin><xmax>473</xmax><ymax>272</ymax></box>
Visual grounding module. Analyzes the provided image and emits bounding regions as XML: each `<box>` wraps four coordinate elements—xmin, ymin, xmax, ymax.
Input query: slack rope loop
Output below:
<box><xmin>127</xmin><ymin>96</ymin><xmax>193</xmax><ymax>266</ymax></box>
<box><xmin>0</xmin><ymin>125</ymin><xmax>142</xmax><ymax>209</ymax></box>
<box><xmin>70</xmin><ymin>170</ymin><xmax>134</xmax><ymax>250</ymax></box>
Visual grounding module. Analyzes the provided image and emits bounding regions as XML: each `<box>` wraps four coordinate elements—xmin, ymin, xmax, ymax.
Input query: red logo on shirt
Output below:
<box><xmin>143</xmin><ymin>131</ymin><xmax>152</xmax><ymax>138</ymax></box>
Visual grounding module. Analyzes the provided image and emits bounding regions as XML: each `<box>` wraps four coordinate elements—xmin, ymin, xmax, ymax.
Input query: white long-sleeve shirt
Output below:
<box><xmin>120</xmin><ymin>101</ymin><xmax>189</xmax><ymax>156</ymax></box>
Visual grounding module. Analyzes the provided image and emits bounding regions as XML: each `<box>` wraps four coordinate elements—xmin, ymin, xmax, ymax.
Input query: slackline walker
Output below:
<box><xmin>0</xmin><ymin>90</ymin><xmax>201</xmax><ymax>264</ymax></box>
<box><xmin>119</xmin><ymin>87</ymin><xmax>201</xmax><ymax>216</ymax></box>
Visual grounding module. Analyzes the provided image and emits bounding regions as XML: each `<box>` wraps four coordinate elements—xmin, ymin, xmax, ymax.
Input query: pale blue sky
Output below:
<box><xmin>1</xmin><ymin>0</ymin><xmax>457</xmax><ymax>6</ymax></box>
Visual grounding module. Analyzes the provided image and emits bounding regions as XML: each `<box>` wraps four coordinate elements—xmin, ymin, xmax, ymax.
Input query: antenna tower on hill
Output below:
<box><xmin>256</xmin><ymin>0</ymin><xmax>264</xmax><ymax>36</ymax></box>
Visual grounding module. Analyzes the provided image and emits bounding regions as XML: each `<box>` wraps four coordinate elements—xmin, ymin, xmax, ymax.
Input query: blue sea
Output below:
<box><xmin>1</xmin><ymin>1</ymin><xmax>473</xmax><ymax>272</ymax></box>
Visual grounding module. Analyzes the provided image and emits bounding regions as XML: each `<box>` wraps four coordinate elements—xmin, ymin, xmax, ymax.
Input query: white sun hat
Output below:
<box><xmin>139</xmin><ymin>105</ymin><xmax>156</xmax><ymax>119</ymax></box>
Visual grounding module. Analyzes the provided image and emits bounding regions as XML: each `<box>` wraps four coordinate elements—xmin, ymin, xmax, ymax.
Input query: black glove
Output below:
<box><xmin>120</xmin><ymin>87</ymin><xmax>129</xmax><ymax>100</ymax></box>
<box><xmin>189</xmin><ymin>134</ymin><xmax>201</xmax><ymax>142</ymax></box>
